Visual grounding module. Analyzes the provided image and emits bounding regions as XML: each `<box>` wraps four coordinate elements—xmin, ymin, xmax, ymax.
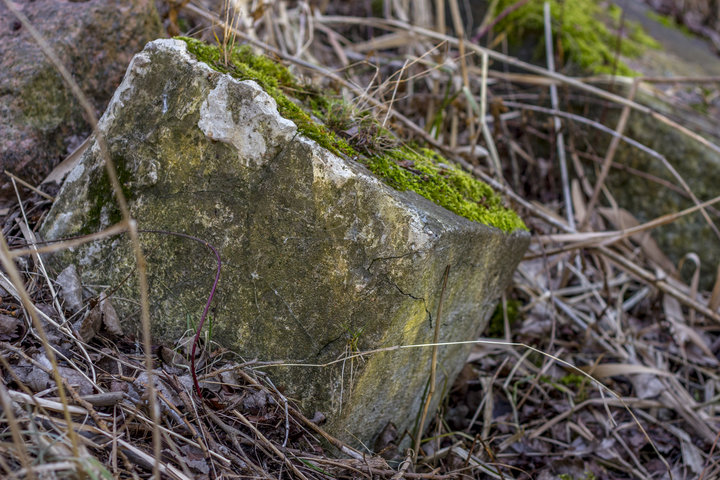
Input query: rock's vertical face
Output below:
<box><xmin>40</xmin><ymin>39</ymin><xmax>529</xmax><ymax>447</ymax></box>
<box><xmin>0</xmin><ymin>0</ymin><xmax>162</xmax><ymax>200</ymax></box>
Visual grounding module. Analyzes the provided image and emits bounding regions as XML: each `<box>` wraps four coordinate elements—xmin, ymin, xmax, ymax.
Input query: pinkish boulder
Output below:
<box><xmin>0</xmin><ymin>0</ymin><xmax>162</xmax><ymax>201</ymax></box>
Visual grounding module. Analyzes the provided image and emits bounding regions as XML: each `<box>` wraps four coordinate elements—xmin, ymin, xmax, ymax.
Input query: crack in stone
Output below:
<box><xmin>384</xmin><ymin>276</ymin><xmax>433</xmax><ymax>327</ymax></box>
<box><xmin>367</xmin><ymin>251</ymin><xmax>418</xmax><ymax>271</ymax></box>
<box><xmin>368</xmin><ymin>254</ymin><xmax>436</xmax><ymax>327</ymax></box>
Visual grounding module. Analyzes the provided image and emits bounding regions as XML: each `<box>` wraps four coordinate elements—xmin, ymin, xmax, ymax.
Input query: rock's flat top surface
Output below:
<box><xmin>41</xmin><ymin>39</ymin><xmax>529</xmax><ymax>447</ymax></box>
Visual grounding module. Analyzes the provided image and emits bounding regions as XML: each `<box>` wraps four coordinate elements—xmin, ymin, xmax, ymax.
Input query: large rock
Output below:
<box><xmin>575</xmin><ymin>3</ymin><xmax>720</xmax><ymax>288</ymax></box>
<box><xmin>40</xmin><ymin>39</ymin><xmax>529</xmax><ymax>447</ymax></box>
<box><xmin>603</xmin><ymin>81</ymin><xmax>720</xmax><ymax>288</ymax></box>
<box><xmin>0</xmin><ymin>0</ymin><xmax>162</xmax><ymax>201</ymax></box>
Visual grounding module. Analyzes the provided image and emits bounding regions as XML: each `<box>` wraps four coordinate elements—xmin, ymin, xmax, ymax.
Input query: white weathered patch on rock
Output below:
<box><xmin>147</xmin><ymin>39</ymin><xmax>216</xmax><ymax>75</ymax></box>
<box><xmin>198</xmin><ymin>77</ymin><xmax>297</xmax><ymax>166</ymax></box>
<box><xmin>42</xmin><ymin>212</ymin><xmax>74</xmax><ymax>241</ymax></box>
<box><xmin>306</xmin><ymin>139</ymin><xmax>355</xmax><ymax>187</ymax></box>
<box><xmin>97</xmin><ymin>52</ymin><xmax>150</xmax><ymax>133</ymax></box>
<box><xmin>406</xmin><ymin>210</ymin><xmax>431</xmax><ymax>249</ymax></box>
<box><xmin>65</xmin><ymin>163</ymin><xmax>84</xmax><ymax>184</ymax></box>
<box><xmin>98</xmin><ymin>39</ymin><xmax>216</xmax><ymax>133</ymax></box>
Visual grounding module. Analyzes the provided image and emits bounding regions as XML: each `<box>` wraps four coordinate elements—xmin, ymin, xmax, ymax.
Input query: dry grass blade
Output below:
<box><xmin>7</xmin><ymin>390</ymin><xmax>100</xmax><ymax>416</ymax></box>
<box><xmin>710</xmin><ymin>263</ymin><xmax>720</xmax><ymax>312</ymax></box>
<box><xmin>4</xmin><ymin>171</ymin><xmax>53</xmax><ymax>201</ymax></box>
<box><xmin>582</xmin><ymin>363</ymin><xmax>673</xmax><ymax>378</ymax></box>
<box><xmin>475</xmin><ymin>53</ymin><xmax>503</xmax><ymax>175</ymax></box>
<box><xmin>543</xmin><ymin>1</ymin><xmax>574</xmax><ymax>230</ymax></box>
<box><xmin>8</xmin><ymin>221</ymin><xmax>129</xmax><ymax>258</ymax></box>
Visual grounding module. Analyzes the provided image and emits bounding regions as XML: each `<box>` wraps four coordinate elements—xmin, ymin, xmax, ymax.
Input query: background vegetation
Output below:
<box><xmin>1</xmin><ymin>0</ymin><xmax>719</xmax><ymax>479</ymax></box>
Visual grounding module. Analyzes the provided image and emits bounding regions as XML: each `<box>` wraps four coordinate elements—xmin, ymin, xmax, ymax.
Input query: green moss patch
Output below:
<box><xmin>82</xmin><ymin>155</ymin><xmax>134</xmax><ymax>235</ymax></box>
<box><xmin>365</xmin><ymin>147</ymin><xmax>526</xmax><ymax>231</ymax></box>
<box><xmin>486</xmin><ymin>298</ymin><xmax>522</xmax><ymax>337</ymax></box>
<box><xmin>646</xmin><ymin>10</ymin><xmax>694</xmax><ymax>37</ymax></box>
<box><xmin>177</xmin><ymin>37</ymin><xmax>526</xmax><ymax>232</ymax></box>
<box><xmin>492</xmin><ymin>0</ymin><xmax>659</xmax><ymax>76</ymax></box>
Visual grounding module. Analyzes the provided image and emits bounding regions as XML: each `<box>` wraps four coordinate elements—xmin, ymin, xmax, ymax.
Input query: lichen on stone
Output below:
<box><xmin>176</xmin><ymin>37</ymin><xmax>526</xmax><ymax>232</ymax></box>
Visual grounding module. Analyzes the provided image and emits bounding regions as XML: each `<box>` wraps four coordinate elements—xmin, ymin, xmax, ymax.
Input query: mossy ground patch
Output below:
<box><xmin>491</xmin><ymin>0</ymin><xmax>659</xmax><ymax>76</ymax></box>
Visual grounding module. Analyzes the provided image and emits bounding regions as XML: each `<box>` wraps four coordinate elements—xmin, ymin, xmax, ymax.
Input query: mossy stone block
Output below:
<box><xmin>41</xmin><ymin>40</ymin><xmax>529</xmax><ymax>448</ymax></box>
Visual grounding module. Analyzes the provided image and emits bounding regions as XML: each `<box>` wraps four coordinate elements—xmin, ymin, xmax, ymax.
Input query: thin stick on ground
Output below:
<box><xmin>4</xmin><ymin>171</ymin><xmax>54</xmax><ymax>201</ymax></box>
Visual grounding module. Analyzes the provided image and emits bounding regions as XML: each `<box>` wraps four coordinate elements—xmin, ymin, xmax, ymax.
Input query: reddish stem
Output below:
<box><xmin>141</xmin><ymin>230</ymin><xmax>222</xmax><ymax>397</ymax></box>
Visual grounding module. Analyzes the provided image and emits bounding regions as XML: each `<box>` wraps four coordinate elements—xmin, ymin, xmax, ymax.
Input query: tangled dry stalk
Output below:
<box><xmin>1</xmin><ymin>0</ymin><xmax>719</xmax><ymax>479</ymax></box>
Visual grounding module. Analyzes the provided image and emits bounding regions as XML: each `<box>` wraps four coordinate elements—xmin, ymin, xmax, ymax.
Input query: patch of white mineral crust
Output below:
<box><xmin>149</xmin><ymin>38</ymin><xmax>214</xmax><ymax>73</ymax></box>
<box><xmin>65</xmin><ymin>163</ymin><xmax>84</xmax><ymax>184</ymax></box>
<box><xmin>96</xmin><ymin>51</ymin><xmax>152</xmax><ymax>133</ymax></box>
<box><xmin>79</xmin><ymin>242</ymin><xmax>102</xmax><ymax>268</ymax></box>
<box><xmin>305</xmin><ymin>139</ymin><xmax>354</xmax><ymax>187</ymax></box>
<box><xmin>43</xmin><ymin>212</ymin><xmax>73</xmax><ymax>241</ymax></box>
<box><xmin>406</xmin><ymin>210</ymin><xmax>430</xmax><ymax>250</ymax></box>
<box><xmin>198</xmin><ymin>76</ymin><xmax>296</xmax><ymax>166</ymax></box>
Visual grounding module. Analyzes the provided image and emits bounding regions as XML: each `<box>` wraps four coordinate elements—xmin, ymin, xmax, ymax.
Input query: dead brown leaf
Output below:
<box><xmin>76</xmin><ymin>302</ymin><xmax>102</xmax><ymax>343</ymax></box>
<box><xmin>0</xmin><ymin>313</ymin><xmax>22</xmax><ymax>341</ymax></box>
<box><xmin>599</xmin><ymin>207</ymin><xmax>677</xmax><ymax>275</ymax></box>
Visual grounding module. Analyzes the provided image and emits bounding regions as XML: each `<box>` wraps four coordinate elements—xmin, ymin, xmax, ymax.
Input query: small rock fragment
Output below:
<box><xmin>56</xmin><ymin>264</ymin><xmax>83</xmax><ymax>314</ymax></box>
<box><xmin>100</xmin><ymin>294</ymin><xmax>123</xmax><ymax>336</ymax></box>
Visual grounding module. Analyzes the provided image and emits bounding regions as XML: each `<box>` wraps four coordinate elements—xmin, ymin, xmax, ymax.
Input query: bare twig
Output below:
<box><xmin>543</xmin><ymin>2</ymin><xmax>574</xmax><ymax>230</ymax></box>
